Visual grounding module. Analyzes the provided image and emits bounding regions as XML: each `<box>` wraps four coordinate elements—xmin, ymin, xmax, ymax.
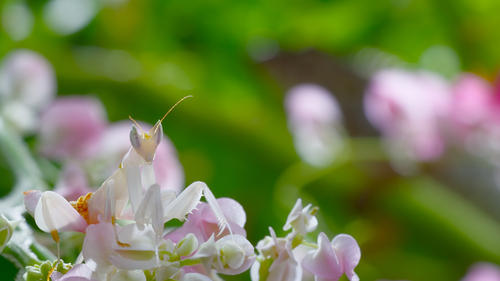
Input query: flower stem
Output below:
<box><xmin>0</xmin><ymin>119</ymin><xmax>46</xmax><ymax>209</ymax></box>
<box><xmin>179</xmin><ymin>257</ymin><xmax>201</xmax><ymax>267</ymax></box>
<box><xmin>301</xmin><ymin>241</ymin><xmax>318</xmax><ymax>249</ymax></box>
<box><xmin>2</xmin><ymin>243</ymin><xmax>40</xmax><ymax>269</ymax></box>
<box><xmin>29</xmin><ymin>242</ymin><xmax>56</xmax><ymax>261</ymax></box>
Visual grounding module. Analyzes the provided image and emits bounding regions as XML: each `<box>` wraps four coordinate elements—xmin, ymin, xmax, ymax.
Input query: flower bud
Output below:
<box><xmin>213</xmin><ymin>235</ymin><xmax>255</xmax><ymax>275</ymax></box>
<box><xmin>24</xmin><ymin>260</ymin><xmax>72</xmax><ymax>281</ymax></box>
<box><xmin>283</xmin><ymin>198</ymin><xmax>318</xmax><ymax>235</ymax></box>
<box><xmin>0</xmin><ymin>215</ymin><xmax>14</xmax><ymax>253</ymax></box>
<box><xmin>176</xmin><ymin>233</ymin><xmax>198</xmax><ymax>257</ymax></box>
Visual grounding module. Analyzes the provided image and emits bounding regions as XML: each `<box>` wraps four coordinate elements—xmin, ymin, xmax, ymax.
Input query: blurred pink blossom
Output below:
<box><xmin>0</xmin><ymin>50</ymin><xmax>56</xmax><ymax>132</ymax></box>
<box><xmin>285</xmin><ymin>84</ymin><xmax>344</xmax><ymax>167</ymax></box>
<box><xmin>39</xmin><ymin>96</ymin><xmax>107</xmax><ymax>160</ymax></box>
<box><xmin>448</xmin><ymin>74</ymin><xmax>495</xmax><ymax>140</ymax></box>
<box><xmin>302</xmin><ymin>232</ymin><xmax>361</xmax><ymax>281</ymax></box>
<box><xmin>166</xmin><ymin>198</ymin><xmax>246</xmax><ymax>243</ymax></box>
<box><xmin>54</xmin><ymin>163</ymin><xmax>93</xmax><ymax>201</ymax></box>
<box><xmin>462</xmin><ymin>263</ymin><xmax>500</xmax><ymax>281</ymax></box>
<box><xmin>364</xmin><ymin>69</ymin><xmax>451</xmax><ymax>161</ymax></box>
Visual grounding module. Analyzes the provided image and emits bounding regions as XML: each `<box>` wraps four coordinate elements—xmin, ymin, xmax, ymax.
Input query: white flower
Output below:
<box><xmin>251</xmin><ymin>227</ymin><xmax>301</xmax><ymax>281</ymax></box>
<box><xmin>194</xmin><ymin>234</ymin><xmax>255</xmax><ymax>275</ymax></box>
<box><xmin>283</xmin><ymin>198</ymin><xmax>318</xmax><ymax>236</ymax></box>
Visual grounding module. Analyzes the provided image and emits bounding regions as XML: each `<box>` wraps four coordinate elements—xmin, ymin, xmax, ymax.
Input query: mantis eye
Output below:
<box><xmin>129</xmin><ymin>125</ymin><xmax>141</xmax><ymax>150</ymax></box>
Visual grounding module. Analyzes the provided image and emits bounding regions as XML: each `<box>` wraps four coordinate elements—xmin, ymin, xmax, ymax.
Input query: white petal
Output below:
<box><xmin>283</xmin><ymin>199</ymin><xmax>302</xmax><ymax>231</ymax></box>
<box><xmin>182</xmin><ymin>273</ymin><xmax>212</xmax><ymax>281</ymax></box>
<box><xmin>34</xmin><ymin>191</ymin><xmax>87</xmax><ymax>232</ymax></box>
<box><xmin>109</xmin><ymin>252</ymin><xmax>156</xmax><ymax>270</ymax></box>
<box><xmin>109</xmin><ymin>270</ymin><xmax>146</xmax><ymax>281</ymax></box>
<box><xmin>250</xmin><ymin>260</ymin><xmax>261</xmax><ymax>281</ymax></box>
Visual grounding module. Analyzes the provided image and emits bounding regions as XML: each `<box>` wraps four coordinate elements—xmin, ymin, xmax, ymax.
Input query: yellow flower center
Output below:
<box><xmin>70</xmin><ymin>192</ymin><xmax>93</xmax><ymax>224</ymax></box>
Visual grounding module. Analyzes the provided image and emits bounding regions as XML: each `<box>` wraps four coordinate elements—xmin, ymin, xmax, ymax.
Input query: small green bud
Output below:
<box><xmin>24</xmin><ymin>260</ymin><xmax>72</xmax><ymax>281</ymax></box>
<box><xmin>176</xmin><ymin>233</ymin><xmax>198</xmax><ymax>257</ymax></box>
<box><xmin>219</xmin><ymin>241</ymin><xmax>245</xmax><ymax>269</ymax></box>
<box><xmin>0</xmin><ymin>215</ymin><xmax>14</xmax><ymax>253</ymax></box>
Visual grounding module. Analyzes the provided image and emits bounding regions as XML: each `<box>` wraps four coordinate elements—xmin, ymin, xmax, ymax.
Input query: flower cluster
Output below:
<box><xmin>364</xmin><ymin>69</ymin><xmax>500</xmax><ymax>170</ymax></box>
<box><xmin>23</xmin><ymin>118</ymin><xmax>255</xmax><ymax>281</ymax></box>
<box><xmin>0</xmin><ymin>49</ymin><xmax>365</xmax><ymax>281</ymax></box>
<box><xmin>252</xmin><ymin>199</ymin><xmax>361</xmax><ymax>281</ymax></box>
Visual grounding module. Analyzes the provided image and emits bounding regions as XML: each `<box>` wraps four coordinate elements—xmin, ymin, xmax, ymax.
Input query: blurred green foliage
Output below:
<box><xmin>2</xmin><ymin>0</ymin><xmax>500</xmax><ymax>280</ymax></box>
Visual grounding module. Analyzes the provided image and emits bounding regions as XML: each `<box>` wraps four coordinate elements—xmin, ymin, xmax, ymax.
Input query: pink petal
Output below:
<box><xmin>54</xmin><ymin>163</ymin><xmax>93</xmax><ymax>201</ymax></box>
<box><xmin>302</xmin><ymin>232</ymin><xmax>342</xmax><ymax>281</ymax></box>
<box><xmin>23</xmin><ymin>190</ymin><xmax>42</xmax><ymax>216</ymax></box>
<box><xmin>0</xmin><ymin>50</ymin><xmax>55</xmax><ymax>110</ymax></box>
<box><xmin>332</xmin><ymin>234</ymin><xmax>361</xmax><ymax>281</ymax></box>
<box><xmin>165</xmin><ymin>198</ymin><xmax>247</xmax><ymax>243</ymax></box>
<box><xmin>364</xmin><ymin>69</ymin><xmax>451</xmax><ymax>161</ymax></box>
<box><xmin>285</xmin><ymin>84</ymin><xmax>342</xmax><ymax>127</ymax></box>
<box><xmin>199</xmin><ymin>198</ymin><xmax>246</xmax><ymax>228</ymax></box>
<box><xmin>39</xmin><ymin>97</ymin><xmax>107</xmax><ymax>160</ymax></box>
<box><xmin>462</xmin><ymin>262</ymin><xmax>500</xmax><ymax>281</ymax></box>
<box><xmin>82</xmin><ymin>222</ymin><xmax>117</xmax><ymax>266</ymax></box>
<box><xmin>51</xmin><ymin>264</ymin><xmax>95</xmax><ymax>281</ymax></box>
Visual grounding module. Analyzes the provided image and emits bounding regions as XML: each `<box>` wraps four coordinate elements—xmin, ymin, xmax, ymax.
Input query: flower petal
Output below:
<box><xmin>34</xmin><ymin>191</ymin><xmax>87</xmax><ymax>232</ymax></box>
<box><xmin>23</xmin><ymin>190</ymin><xmax>42</xmax><ymax>216</ymax></box>
<box><xmin>332</xmin><ymin>234</ymin><xmax>361</xmax><ymax>281</ymax></box>
<box><xmin>82</xmin><ymin>222</ymin><xmax>117</xmax><ymax>266</ymax></box>
<box><xmin>302</xmin><ymin>232</ymin><xmax>342</xmax><ymax>281</ymax></box>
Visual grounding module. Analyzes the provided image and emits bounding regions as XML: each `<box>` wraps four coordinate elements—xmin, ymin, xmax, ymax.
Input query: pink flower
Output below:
<box><xmin>165</xmin><ymin>198</ymin><xmax>246</xmax><ymax>243</ymax></box>
<box><xmin>462</xmin><ymin>263</ymin><xmax>500</xmax><ymax>281</ymax></box>
<box><xmin>0</xmin><ymin>50</ymin><xmax>56</xmax><ymax>132</ymax></box>
<box><xmin>285</xmin><ymin>84</ymin><xmax>344</xmax><ymax>167</ymax></box>
<box><xmin>39</xmin><ymin>96</ymin><xmax>107</xmax><ymax>160</ymax></box>
<box><xmin>364</xmin><ymin>69</ymin><xmax>451</xmax><ymax>161</ymax></box>
<box><xmin>449</xmin><ymin>74</ymin><xmax>495</xmax><ymax>140</ymax></box>
<box><xmin>302</xmin><ymin>232</ymin><xmax>361</xmax><ymax>281</ymax></box>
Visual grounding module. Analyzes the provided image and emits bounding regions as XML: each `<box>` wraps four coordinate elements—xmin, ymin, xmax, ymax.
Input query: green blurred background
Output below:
<box><xmin>2</xmin><ymin>0</ymin><xmax>500</xmax><ymax>280</ymax></box>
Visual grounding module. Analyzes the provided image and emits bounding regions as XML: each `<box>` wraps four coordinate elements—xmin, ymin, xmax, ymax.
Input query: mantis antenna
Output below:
<box><xmin>129</xmin><ymin>95</ymin><xmax>193</xmax><ymax>132</ymax></box>
<box><xmin>129</xmin><ymin>115</ymin><xmax>145</xmax><ymax>132</ymax></box>
<box><xmin>159</xmin><ymin>95</ymin><xmax>193</xmax><ymax>123</ymax></box>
